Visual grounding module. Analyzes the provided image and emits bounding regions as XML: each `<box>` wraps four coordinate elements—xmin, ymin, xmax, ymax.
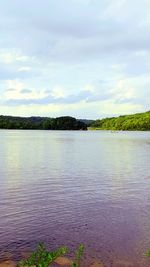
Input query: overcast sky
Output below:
<box><xmin>0</xmin><ymin>0</ymin><xmax>149</xmax><ymax>119</ymax></box>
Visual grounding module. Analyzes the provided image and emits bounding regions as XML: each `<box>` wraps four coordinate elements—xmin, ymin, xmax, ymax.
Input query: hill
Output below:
<box><xmin>0</xmin><ymin>115</ymin><xmax>87</xmax><ymax>130</ymax></box>
<box><xmin>78</xmin><ymin>119</ymin><xmax>94</xmax><ymax>127</ymax></box>
<box><xmin>90</xmin><ymin>111</ymin><xmax>150</xmax><ymax>131</ymax></box>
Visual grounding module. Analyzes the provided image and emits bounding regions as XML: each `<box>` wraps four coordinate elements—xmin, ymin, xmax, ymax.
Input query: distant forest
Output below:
<box><xmin>91</xmin><ymin>111</ymin><xmax>150</xmax><ymax>131</ymax></box>
<box><xmin>0</xmin><ymin>116</ymin><xmax>87</xmax><ymax>130</ymax></box>
<box><xmin>1</xmin><ymin>111</ymin><xmax>150</xmax><ymax>131</ymax></box>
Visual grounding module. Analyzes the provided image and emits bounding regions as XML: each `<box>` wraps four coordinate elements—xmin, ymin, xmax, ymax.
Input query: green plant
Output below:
<box><xmin>146</xmin><ymin>250</ymin><xmax>150</xmax><ymax>257</ymax></box>
<box><xmin>19</xmin><ymin>242</ymin><xmax>85</xmax><ymax>267</ymax></box>
<box><xmin>19</xmin><ymin>242</ymin><xmax>68</xmax><ymax>267</ymax></box>
<box><xmin>71</xmin><ymin>244</ymin><xmax>84</xmax><ymax>267</ymax></box>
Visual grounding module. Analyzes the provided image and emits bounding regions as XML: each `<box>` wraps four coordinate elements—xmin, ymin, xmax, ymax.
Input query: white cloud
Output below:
<box><xmin>99</xmin><ymin>101</ymin><xmax>143</xmax><ymax>117</ymax></box>
<box><xmin>0</xmin><ymin>0</ymin><xmax>149</xmax><ymax>118</ymax></box>
<box><xmin>111</xmin><ymin>79</ymin><xmax>137</xmax><ymax>103</ymax></box>
<box><xmin>84</xmin><ymin>84</ymin><xmax>95</xmax><ymax>93</ymax></box>
<box><xmin>18</xmin><ymin>66</ymin><xmax>32</xmax><ymax>72</ymax></box>
<box><xmin>6</xmin><ymin>80</ymin><xmax>25</xmax><ymax>91</ymax></box>
<box><xmin>51</xmin><ymin>86</ymin><xmax>67</xmax><ymax>99</ymax></box>
<box><xmin>102</xmin><ymin>0</ymin><xmax>126</xmax><ymax>20</ymax></box>
<box><xmin>0</xmin><ymin>103</ymin><xmax>62</xmax><ymax>117</ymax></box>
<box><xmin>4</xmin><ymin>79</ymin><xmax>46</xmax><ymax>100</ymax></box>
<box><xmin>0</xmin><ymin>50</ymin><xmax>30</xmax><ymax>64</ymax></box>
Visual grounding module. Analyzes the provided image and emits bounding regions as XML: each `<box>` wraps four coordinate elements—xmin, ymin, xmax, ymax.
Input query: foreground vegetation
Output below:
<box><xmin>19</xmin><ymin>243</ymin><xmax>84</xmax><ymax>267</ymax></box>
<box><xmin>90</xmin><ymin>111</ymin><xmax>150</xmax><ymax>131</ymax></box>
<box><xmin>0</xmin><ymin>116</ymin><xmax>87</xmax><ymax>130</ymax></box>
<box><xmin>18</xmin><ymin>242</ymin><xmax>150</xmax><ymax>267</ymax></box>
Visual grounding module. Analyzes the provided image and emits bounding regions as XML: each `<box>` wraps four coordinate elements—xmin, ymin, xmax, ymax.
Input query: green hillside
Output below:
<box><xmin>90</xmin><ymin>111</ymin><xmax>150</xmax><ymax>131</ymax></box>
<box><xmin>0</xmin><ymin>115</ymin><xmax>87</xmax><ymax>130</ymax></box>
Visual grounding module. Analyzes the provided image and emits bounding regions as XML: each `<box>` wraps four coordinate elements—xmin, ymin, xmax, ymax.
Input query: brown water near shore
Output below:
<box><xmin>0</xmin><ymin>130</ymin><xmax>150</xmax><ymax>267</ymax></box>
<box><xmin>0</xmin><ymin>254</ymin><xmax>150</xmax><ymax>267</ymax></box>
<box><xmin>0</xmin><ymin>245</ymin><xmax>150</xmax><ymax>267</ymax></box>
<box><xmin>0</xmin><ymin>256</ymin><xmax>114</xmax><ymax>267</ymax></box>
<box><xmin>0</xmin><ymin>254</ymin><xmax>105</xmax><ymax>267</ymax></box>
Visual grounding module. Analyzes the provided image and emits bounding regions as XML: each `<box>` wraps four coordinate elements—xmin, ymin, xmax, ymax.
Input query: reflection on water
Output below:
<box><xmin>0</xmin><ymin>130</ymin><xmax>150</xmax><ymax>266</ymax></box>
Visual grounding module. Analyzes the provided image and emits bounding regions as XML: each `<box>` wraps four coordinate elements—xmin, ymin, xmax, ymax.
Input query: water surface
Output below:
<box><xmin>0</xmin><ymin>130</ymin><xmax>150</xmax><ymax>266</ymax></box>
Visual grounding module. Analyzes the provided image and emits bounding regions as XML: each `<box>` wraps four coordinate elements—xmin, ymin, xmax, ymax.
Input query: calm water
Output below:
<box><xmin>0</xmin><ymin>130</ymin><xmax>150</xmax><ymax>266</ymax></box>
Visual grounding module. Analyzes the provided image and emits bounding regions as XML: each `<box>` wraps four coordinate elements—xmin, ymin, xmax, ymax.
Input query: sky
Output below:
<box><xmin>0</xmin><ymin>0</ymin><xmax>149</xmax><ymax>119</ymax></box>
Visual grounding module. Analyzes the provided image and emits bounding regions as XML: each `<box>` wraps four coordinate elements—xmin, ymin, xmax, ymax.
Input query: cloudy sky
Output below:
<box><xmin>0</xmin><ymin>0</ymin><xmax>149</xmax><ymax>119</ymax></box>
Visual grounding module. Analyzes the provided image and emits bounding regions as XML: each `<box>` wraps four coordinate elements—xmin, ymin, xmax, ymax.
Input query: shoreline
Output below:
<box><xmin>0</xmin><ymin>251</ymin><xmax>150</xmax><ymax>267</ymax></box>
<box><xmin>0</xmin><ymin>256</ymin><xmax>104</xmax><ymax>267</ymax></box>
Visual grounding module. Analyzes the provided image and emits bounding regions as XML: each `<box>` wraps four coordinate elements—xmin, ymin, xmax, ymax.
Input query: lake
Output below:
<box><xmin>0</xmin><ymin>130</ymin><xmax>150</xmax><ymax>267</ymax></box>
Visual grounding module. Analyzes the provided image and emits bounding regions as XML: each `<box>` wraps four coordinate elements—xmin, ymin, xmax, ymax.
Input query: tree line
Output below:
<box><xmin>91</xmin><ymin>111</ymin><xmax>150</xmax><ymax>131</ymax></box>
<box><xmin>0</xmin><ymin>115</ymin><xmax>87</xmax><ymax>130</ymax></box>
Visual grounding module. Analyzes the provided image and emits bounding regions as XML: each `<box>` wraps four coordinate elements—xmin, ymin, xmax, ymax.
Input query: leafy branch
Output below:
<box><xmin>19</xmin><ymin>242</ymin><xmax>68</xmax><ymax>267</ymax></box>
<box><xmin>19</xmin><ymin>242</ymin><xmax>85</xmax><ymax>267</ymax></box>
